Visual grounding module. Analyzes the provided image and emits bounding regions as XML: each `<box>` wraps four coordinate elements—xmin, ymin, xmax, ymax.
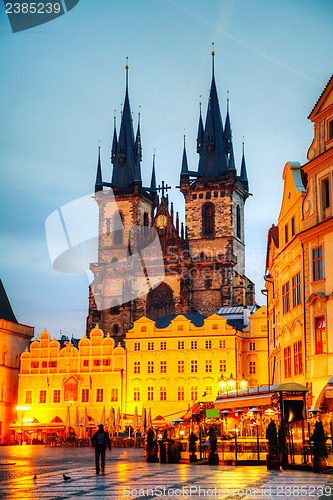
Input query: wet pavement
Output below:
<box><xmin>0</xmin><ymin>446</ymin><xmax>332</xmax><ymax>499</ymax></box>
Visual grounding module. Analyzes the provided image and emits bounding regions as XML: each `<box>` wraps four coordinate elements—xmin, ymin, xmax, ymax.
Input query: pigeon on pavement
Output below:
<box><xmin>63</xmin><ymin>474</ymin><xmax>71</xmax><ymax>481</ymax></box>
<box><xmin>33</xmin><ymin>475</ymin><xmax>37</xmax><ymax>480</ymax></box>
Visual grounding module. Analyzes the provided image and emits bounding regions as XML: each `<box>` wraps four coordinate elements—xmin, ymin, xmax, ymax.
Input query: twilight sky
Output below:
<box><xmin>0</xmin><ymin>0</ymin><xmax>332</xmax><ymax>338</ymax></box>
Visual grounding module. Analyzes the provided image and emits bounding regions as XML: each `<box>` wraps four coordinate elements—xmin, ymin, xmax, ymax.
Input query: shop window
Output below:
<box><xmin>315</xmin><ymin>316</ymin><xmax>326</xmax><ymax>354</ymax></box>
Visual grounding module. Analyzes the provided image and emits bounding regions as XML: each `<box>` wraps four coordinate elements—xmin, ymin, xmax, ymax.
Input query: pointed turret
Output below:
<box><xmin>240</xmin><ymin>142</ymin><xmax>249</xmax><ymax>191</ymax></box>
<box><xmin>196</xmin><ymin>101</ymin><xmax>204</xmax><ymax>155</ymax></box>
<box><xmin>134</xmin><ymin>111</ymin><xmax>142</xmax><ymax>165</ymax></box>
<box><xmin>197</xmin><ymin>48</ymin><xmax>228</xmax><ymax>178</ymax></box>
<box><xmin>111</xmin><ymin>113</ymin><xmax>117</xmax><ymax>164</ymax></box>
<box><xmin>95</xmin><ymin>146</ymin><xmax>103</xmax><ymax>192</ymax></box>
<box><xmin>150</xmin><ymin>153</ymin><xmax>157</xmax><ymax>192</ymax></box>
<box><xmin>224</xmin><ymin>97</ymin><xmax>232</xmax><ymax>155</ymax></box>
<box><xmin>228</xmin><ymin>141</ymin><xmax>236</xmax><ymax>173</ymax></box>
<box><xmin>111</xmin><ymin>61</ymin><xmax>142</xmax><ymax>189</ymax></box>
<box><xmin>181</xmin><ymin>135</ymin><xmax>189</xmax><ymax>175</ymax></box>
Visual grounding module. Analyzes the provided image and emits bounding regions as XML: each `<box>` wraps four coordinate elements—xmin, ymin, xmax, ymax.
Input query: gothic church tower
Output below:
<box><xmin>179</xmin><ymin>51</ymin><xmax>254</xmax><ymax>314</ymax></box>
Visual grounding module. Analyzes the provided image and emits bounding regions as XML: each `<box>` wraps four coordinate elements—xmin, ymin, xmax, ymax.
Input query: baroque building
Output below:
<box><xmin>13</xmin><ymin>308</ymin><xmax>267</xmax><ymax>442</ymax></box>
<box><xmin>265</xmin><ymin>75</ymin><xmax>333</xmax><ymax>413</ymax></box>
<box><xmin>87</xmin><ymin>54</ymin><xmax>255</xmax><ymax>340</ymax></box>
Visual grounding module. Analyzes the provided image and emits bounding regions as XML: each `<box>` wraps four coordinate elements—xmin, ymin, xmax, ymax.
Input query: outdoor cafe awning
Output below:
<box><xmin>214</xmin><ymin>393</ymin><xmax>273</xmax><ymax>411</ymax></box>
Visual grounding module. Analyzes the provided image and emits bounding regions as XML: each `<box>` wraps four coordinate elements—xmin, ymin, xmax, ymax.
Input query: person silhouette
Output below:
<box><xmin>91</xmin><ymin>424</ymin><xmax>111</xmax><ymax>474</ymax></box>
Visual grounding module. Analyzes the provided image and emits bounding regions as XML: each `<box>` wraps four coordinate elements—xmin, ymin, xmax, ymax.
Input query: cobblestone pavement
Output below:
<box><xmin>0</xmin><ymin>446</ymin><xmax>332</xmax><ymax>499</ymax></box>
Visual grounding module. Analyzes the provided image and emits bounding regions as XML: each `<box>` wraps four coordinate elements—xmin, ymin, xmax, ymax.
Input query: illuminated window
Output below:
<box><xmin>219</xmin><ymin>339</ymin><xmax>226</xmax><ymax>349</ymax></box>
<box><xmin>321</xmin><ymin>178</ymin><xmax>330</xmax><ymax>210</ymax></box>
<box><xmin>284</xmin><ymin>347</ymin><xmax>291</xmax><ymax>378</ymax></box>
<box><xmin>219</xmin><ymin>360</ymin><xmax>226</xmax><ymax>373</ymax></box>
<box><xmin>191</xmin><ymin>360</ymin><xmax>197</xmax><ymax>373</ymax></box>
<box><xmin>178</xmin><ymin>341</ymin><xmax>184</xmax><ymax>349</ymax></box>
<box><xmin>160</xmin><ymin>386</ymin><xmax>166</xmax><ymax>401</ymax></box>
<box><xmin>96</xmin><ymin>388</ymin><xmax>103</xmax><ymax>402</ymax></box>
<box><xmin>83</xmin><ymin>360</ymin><xmax>89</xmax><ymax>367</ymax></box>
<box><xmin>191</xmin><ymin>340</ymin><xmax>197</xmax><ymax>350</ymax></box>
<box><xmin>103</xmin><ymin>359</ymin><xmax>110</xmax><ymax>366</ymax></box>
<box><xmin>293</xmin><ymin>341</ymin><xmax>303</xmax><ymax>375</ymax></box>
<box><xmin>134</xmin><ymin>361</ymin><xmax>140</xmax><ymax>374</ymax></box>
<box><xmin>42</xmin><ymin>361</ymin><xmax>47</xmax><ymax>368</ymax></box>
<box><xmin>178</xmin><ymin>386</ymin><xmax>184</xmax><ymax>401</ymax></box>
<box><xmin>282</xmin><ymin>282</ymin><xmax>290</xmax><ymax>314</ymax></box>
<box><xmin>315</xmin><ymin>316</ymin><xmax>326</xmax><ymax>354</ymax></box>
<box><xmin>292</xmin><ymin>272</ymin><xmax>301</xmax><ymax>307</ymax></box>
<box><xmin>110</xmin><ymin>388</ymin><xmax>118</xmax><ymax>402</ymax></box>
<box><xmin>205</xmin><ymin>360</ymin><xmax>212</xmax><ymax>373</ymax></box>
<box><xmin>31</xmin><ymin>361</ymin><xmax>39</xmax><ymax>369</ymax></box>
<box><xmin>178</xmin><ymin>360</ymin><xmax>185</xmax><ymax>373</ymax></box>
<box><xmin>291</xmin><ymin>216</ymin><xmax>295</xmax><ymax>237</ymax></box>
<box><xmin>82</xmin><ymin>389</ymin><xmax>89</xmax><ymax>403</ymax></box>
<box><xmin>160</xmin><ymin>341</ymin><xmax>167</xmax><ymax>350</ymax></box>
<box><xmin>205</xmin><ymin>340</ymin><xmax>212</xmax><ymax>349</ymax></box>
<box><xmin>25</xmin><ymin>390</ymin><xmax>32</xmax><ymax>404</ymax></box>
<box><xmin>191</xmin><ymin>386</ymin><xmax>197</xmax><ymax>400</ymax></box>
<box><xmin>249</xmin><ymin>361</ymin><xmax>256</xmax><ymax>375</ymax></box>
<box><xmin>53</xmin><ymin>390</ymin><xmax>61</xmax><ymax>403</ymax></box>
<box><xmin>49</xmin><ymin>361</ymin><xmax>57</xmax><ymax>368</ymax></box>
<box><xmin>313</xmin><ymin>247</ymin><xmax>323</xmax><ymax>281</ymax></box>
<box><xmin>147</xmin><ymin>361</ymin><xmax>154</xmax><ymax>374</ymax></box>
<box><xmin>205</xmin><ymin>386</ymin><xmax>212</xmax><ymax>395</ymax></box>
<box><xmin>148</xmin><ymin>342</ymin><xmax>154</xmax><ymax>351</ymax></box>
<box><xmin>134</xmin><ymin>342</ymin><xmax>141</xmax><ymax>351</ymax></box>
<box><xmin>39</xmin><ymin>390</ymin><xmax>46</xmax><ymax>404</ymax></box>
<box><xmin>284</xmin><ymin>224</ymin><xmax>289</xmax><ymax>244</ymax></box>
<box><xmin>94</xmin><ymin>359</ymin><xmax>101</xmax><ymax>367</ymax></box>
<box><xmin>147</xmin><ymin>387</ymin><xmax>154</xmax><ymax>401</ymax></box>
<box><xmin>160</xmin><ymin>361</ymin><xmax>167</xmax><ymax>373</ymax></box>
<box><xmin>134</xmin><ymin>388</ymin><xmax>140</xmax><ymax>401</ymax></box>
<box><xmin>249</xmin><ymin>342</ymin><xmax>256</xmax><ymax>351</ymax></box>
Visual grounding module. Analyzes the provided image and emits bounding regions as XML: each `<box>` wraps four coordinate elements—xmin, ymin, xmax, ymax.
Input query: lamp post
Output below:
<box><xmin>16</xmin><ymin>406</ymin><xmax>31</xmax><ymax>445</ymax></box>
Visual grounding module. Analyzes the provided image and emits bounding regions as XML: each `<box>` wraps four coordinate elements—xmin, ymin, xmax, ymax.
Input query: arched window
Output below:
<box><xmin>112</xmin><ymin>324</ymin><xmax>120</xmax><ymax>336</ymax></box>
<box><xmin>202</xmin><ymin>203</ymin><xmax>215</xmax><ymax>236</ymax></box>
<box><xmin>236</xmin><ymin>205</ymin><xmax>241</xmax><ymax>239</ymax></box>
<box><xmin>113</xmin><ymin>212</ymin><xmax>124</xmax><ymax>246</ymax></box>
<box><xmin>146</xmin><ymin>282</ymin><xmax>175</xmax><ymax>320</ymax></box>
<box><xmin>143</xmin><ymin>212</ymin><xmax>149</xmax><ymax>227</ymax></box>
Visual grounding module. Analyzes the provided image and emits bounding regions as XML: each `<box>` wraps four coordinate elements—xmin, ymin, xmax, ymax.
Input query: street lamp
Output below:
<box><xmin>227</xmin><ymin>373</ymin><xmax>236</xmax><ymax>392</ymax></box>
<box><xmin>239</xmin><ymin>374</ymin><xmax>248</xmax><ymax>391</ymax></box>
<box><xmin>218</xmin><ymin>374</ymin><xmax>227</xmax><ymax>393</ymax></box>
<box><xmin>16</xmin><ymin>406</ymin><xmax>31</xmax><ymax>445</ymax></box>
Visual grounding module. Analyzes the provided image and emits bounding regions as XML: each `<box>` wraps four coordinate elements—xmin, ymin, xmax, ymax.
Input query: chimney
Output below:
<box><xmin>243</xmin><ymin>306</ymin><xmax>250</xmax><ymax>327</ymax></box>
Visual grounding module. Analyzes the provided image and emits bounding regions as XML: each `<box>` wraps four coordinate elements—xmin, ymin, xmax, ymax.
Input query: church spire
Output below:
<box><xmin>240</xmin><ymin>141</ymin><xmax>249</xmax><ymax>191</ymax></box>
<box><xmin>150</xmin><ymin>153</ymin><xmax>157</xmax><ymax>192</ymax></box>
<box><xmin>111</xmin><ymin>112</ymin><xmax>117</xmax><ymax>165</ymax></box>
<box><xmin>95</xmin><ymin>145</ymin><xmax>103</xmax><ymax>192</ymax></box>
<box><xmin>197</xmin><ymin>47</ymin><xmax>228</xmax><ymax>178</ymax></box>
<box><xmin>111</xmin><ymin>60</ymin><xmax>142</xmax><ymax>189</ymax></box>
<box><xmin>196</xmin><ymin>100</ymin><xmax>204</xmax><ymax>155</ymax></box>
<box><xmin>224</xmin><ymin>95</ymin><xmax>232</xmax><ymax>155</ymax></box>
<box><xmin>181</xmin><ymin>135</ymin><xmax>189</xmax><ymax>175</ymax></box>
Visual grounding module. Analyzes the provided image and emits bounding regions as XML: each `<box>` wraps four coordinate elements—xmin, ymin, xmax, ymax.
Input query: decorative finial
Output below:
<box><xmin>227</xmin><ymin>91</ymin><xmax>230</xmax><ymax>112</ymax></box>
<box><xmin>125</xmin><ymin>57</ymin><xmax>129</xmax><ymax>90</ymax></box>
<box><xmin>211</xmin><ymin>42</ymin><xmax>215</xmax><ymax>76</ymax></box>
<box><xmin>120</xmin><ymin>103</ymin><xmax>123</xmax><ymax>115</ymax></box>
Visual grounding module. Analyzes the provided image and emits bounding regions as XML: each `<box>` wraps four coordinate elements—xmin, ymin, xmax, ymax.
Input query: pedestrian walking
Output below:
<box><xmin>91</xmin><ymin>424</ymin><xmax>111</xmax><ymax>474</ymax></box>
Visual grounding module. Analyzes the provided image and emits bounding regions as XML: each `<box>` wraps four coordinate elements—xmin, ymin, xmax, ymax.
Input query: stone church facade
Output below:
<box><xmin>87</xmin><ymin>54</ymin><xmax>255</xmax><ymax>341</ymax></box>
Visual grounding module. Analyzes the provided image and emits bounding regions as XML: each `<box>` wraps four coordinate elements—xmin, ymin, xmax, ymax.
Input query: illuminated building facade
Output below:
<box><xmin>265</xmin><ymin>75</ymin><xmax>333</xmax><ymax>411</ymax></box>
<box><xmin>0</xmin><ymin>280</ymin><xmax>34</xmax><ymax>444</ymax></box>
<box><xmin>14</xmin><ymin>308</ymin><xmax>267</xmax><ymax>440</ymax></box>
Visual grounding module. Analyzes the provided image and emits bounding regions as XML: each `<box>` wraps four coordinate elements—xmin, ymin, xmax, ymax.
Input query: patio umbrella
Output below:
<box><xmin>100</xmin><ymin>406</ymin><xmax>106</xmax><ymax>427</ymax></box>
<box><xmin>116</xmin><ymin>407</ymin><xmax>121</xmax><ymax>435</ymax></box>
<box><xmin>147</xmin><ymin>408</ymin><xmax>152</xmax><ymax>429</ymax></box>
<box><xmin>133</xmin><ymin>406</ymin><xmax>138</xmax><ymax>436</ymax></box>
<box><xmin>75</xmin><ymin>407</ymin><xmax>80</xmax><ymax>436</ymax></box>
<box><xmin>108</xmin><ymin>407</ymin><xmax>115</xmax><ymax>436</ymax></box>
<box><xmin>65</xmin><ymin>406</ymin><xmax>71</xmax><ymax>435</ymax></box>
<box><xmin>140</xmin><ymin>407</ymin><xmax>146</xmax><ymax>434</ymax></box>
